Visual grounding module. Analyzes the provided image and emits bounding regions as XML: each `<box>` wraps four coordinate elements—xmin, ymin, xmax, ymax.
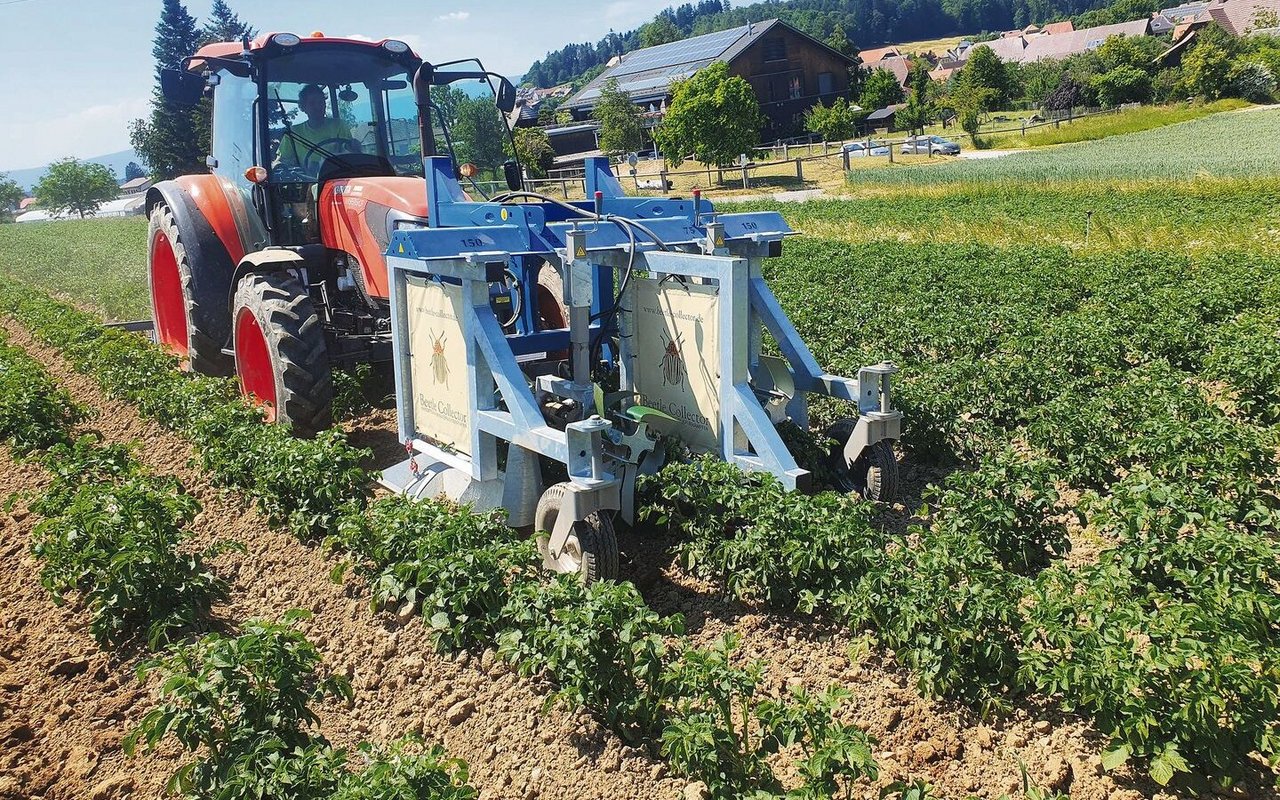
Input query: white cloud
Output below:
<box><xmin>0</xmin><ymin>96</ymin><xmax>150</xmax><ymax>170</ymax></box>
<box><xmin>436</xmin><ymin>11</ymin><xmax>470</xmax><ymax>21</ymax></box>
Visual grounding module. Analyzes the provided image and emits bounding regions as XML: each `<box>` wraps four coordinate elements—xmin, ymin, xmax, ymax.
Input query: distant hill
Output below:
<box><xmin>522</xmin><ymin>0</ymin><xmax>1122</xmax><ymax>88</ymax></box>
<box><xmin>3</xmin><ymin>149</ymin><xmax>141</xmax><ymax>193</ymax></box>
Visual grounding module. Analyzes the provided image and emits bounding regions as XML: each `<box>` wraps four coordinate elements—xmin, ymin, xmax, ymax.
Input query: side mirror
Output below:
<box><xmin>502</xmin><ymin>159</ymin><xmax>523</xmax><ymax>191</ymax></box>
<box><xmin>495</xmin><ymin>77</ymin><xmax>517</xmax><ymax>114</ymax></box>
<box><xmin>160</xmin><ymin>68</ymin><xmax>206</xmax><ymax>106</ymax></box>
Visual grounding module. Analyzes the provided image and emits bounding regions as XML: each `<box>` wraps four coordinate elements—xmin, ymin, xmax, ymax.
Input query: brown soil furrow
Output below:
<box><xmin>0</xmin><ymin>449</ymin><xmax>181</xmax><ymax>800</ymax></box>
<box><xmin>0</xmin><ymin>318</ymin><xmax>678</xmax><ymax>800</ymax></box>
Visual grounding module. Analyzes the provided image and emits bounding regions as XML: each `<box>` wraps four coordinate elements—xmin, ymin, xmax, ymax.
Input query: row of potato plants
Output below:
<box><xmin>0</xmin><ymin>324</ymin><xmax>479</xmax><ymax>799</ymax></box>
<box><xmin>647</xmin><ymin>239</ymin><xmax>1280</xmax><ymax>786</ymax></box>
<box><xmin>0</xmin><ymin>330</ymin><xmax>227</xmax><ymax>649</ymax></box>
<box><xmin>0</xmin><ymin>284</ymin><xmax>884</xmax><ymax>799</ymax></box>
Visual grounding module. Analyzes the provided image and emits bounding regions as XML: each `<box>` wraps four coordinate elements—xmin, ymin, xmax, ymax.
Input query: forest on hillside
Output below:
<box><xmin>521</xmin><ymin>0</ymin><xmax>1126</xmax><ymax>87</ymax></box>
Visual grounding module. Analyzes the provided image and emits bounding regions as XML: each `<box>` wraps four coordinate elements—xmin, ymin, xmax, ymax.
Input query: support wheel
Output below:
<box><xmin>232</xmin><ymin>272</ymin><xmax>333</xmax><ymax>436</ymax></box>
<box><xmin>857</xmin><ymin>440</ymin><xmax>899</xmax><ymax>503</ymax></box>
<box><xmin>147</xmin><ymin>203</ymin><xmax>233</xmax><ymax>376</ymax></box>
<box><xmin>826</xmin><ymin>418</ymin><xmax>899</xmax><ymax>502</ymax></box>
<box><xmin>534</xmin><ymin>482</ymin><xmax>618</xmax><ymax>584</ymax></box>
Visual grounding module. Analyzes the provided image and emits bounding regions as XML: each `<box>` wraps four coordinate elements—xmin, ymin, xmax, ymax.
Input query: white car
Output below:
<box><xmin>842</xmin><ymin>140</ymin><xmax>890</xmax><ymax>157</ymax></box>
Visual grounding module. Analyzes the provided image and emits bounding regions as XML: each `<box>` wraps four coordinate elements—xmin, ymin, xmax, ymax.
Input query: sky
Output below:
<box><xmin>0</xmin><ymin>0</ymin><xmax>675</xmax><ymax>171</ymax></box>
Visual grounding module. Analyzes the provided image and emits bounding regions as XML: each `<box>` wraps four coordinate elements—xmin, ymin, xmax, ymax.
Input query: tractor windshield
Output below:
<box><xmin>263</xmin><ymin>45</ymin><xmax>421</xmax><ymax>182</ymax></box>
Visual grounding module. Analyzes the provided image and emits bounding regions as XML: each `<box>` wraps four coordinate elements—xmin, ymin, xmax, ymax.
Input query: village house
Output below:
<box><xmin>562</xmin><ymin>19</ymin><xmax>856</xmax><ymax>141</ymax></box>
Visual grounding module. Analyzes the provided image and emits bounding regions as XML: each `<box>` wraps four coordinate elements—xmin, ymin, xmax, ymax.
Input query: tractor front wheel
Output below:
<box><xmin>147</xmin><ymin>203</ymin><xmax>233</xmax><ymax>376</ymax></box>
<box><xmin>232</xmin><ymin>272</ymin><xmax>333</xmax><ymax>436</ymax></box>
<box><xmin>534</xmin><ymin>482</ymin><xmax>618</xmax><ymax>584</ymax></box>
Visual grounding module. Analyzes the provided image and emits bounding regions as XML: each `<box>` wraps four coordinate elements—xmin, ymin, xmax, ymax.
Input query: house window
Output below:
<box><xmin>763</xmin><ymin>37</ymin><xmax>787</xmax><ymax>61</ymax></box>
<box><xmin>788</xmin><ymin>76</ymin><xmax>802</xmax><ymax>99</ymax></box>
<box><xmin>818</xmin><ymin>71</ymin><xmax>834</xmax><ymax>95</ymax></box>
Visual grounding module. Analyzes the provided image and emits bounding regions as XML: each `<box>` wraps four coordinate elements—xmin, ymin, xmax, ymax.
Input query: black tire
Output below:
<box><xmin>231</xmin><ymin>272</ymin><xmax>333</xmax><ymax>437</ymax></box>
<box><xmin>147</xmin><ymin>203</ymin><xmax>234</xmax><ymax>376</ymax></box>
<box><xmin>859</xmin><ymin>440</ymin><xmax>899</xmax><ymax>504</ymax></box>
<box><xmin>826</xmin><ymin>418</ymin><xmax>899</xmax><ymax>503</ymax></box>
<box><xmin>534</xmin><ymin>482</ymin><xmax>618</xmax><ymax>584</ymax></box>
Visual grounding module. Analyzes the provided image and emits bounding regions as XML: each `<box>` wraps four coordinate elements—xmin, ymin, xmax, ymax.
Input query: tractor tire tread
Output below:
<box><xmin>148</xmin><ymin>204</ymin><xmax>234</xmax><ymax>377</ymax></box>
<box><xmin>233</xmin><ymin>272</ymin><xmax>333</xmax><ymax>436</ymax></box>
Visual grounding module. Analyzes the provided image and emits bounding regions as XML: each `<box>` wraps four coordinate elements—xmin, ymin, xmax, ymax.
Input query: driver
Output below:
<box><xmin>277</xmin><ymin>84</ymin><xmax>352</xmax><ymax>172</ymax></box>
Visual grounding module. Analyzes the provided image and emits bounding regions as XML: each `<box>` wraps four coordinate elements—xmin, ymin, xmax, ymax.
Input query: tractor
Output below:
<box><xmin>152</xmin><ymin>32</ymin><xmax>903</xmax><ymax>583</ymax></box>
<box><xmin>149</xmin><ymin>32</ymin><xmax>551</xmax><ymax>435</ymax></box>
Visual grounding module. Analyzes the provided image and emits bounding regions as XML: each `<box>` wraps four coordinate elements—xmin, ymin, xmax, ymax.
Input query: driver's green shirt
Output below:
<box><xmin>277</xmin><ymin>117</ymin><xmax>351</xmax><ymax>171</ymax></box>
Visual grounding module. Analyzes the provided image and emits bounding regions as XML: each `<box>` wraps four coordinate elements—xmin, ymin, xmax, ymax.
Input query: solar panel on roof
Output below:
<box><xmin>607</xmin><ymin>24</ymin><xmax>748</xmax><ymax>78</ymax></box>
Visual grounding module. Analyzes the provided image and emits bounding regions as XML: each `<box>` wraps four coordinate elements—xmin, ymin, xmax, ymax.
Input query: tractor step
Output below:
<box><xmin>105</xmin><ymin>319</ymin><xmax>155</xmax><ymax>333</ymax></box>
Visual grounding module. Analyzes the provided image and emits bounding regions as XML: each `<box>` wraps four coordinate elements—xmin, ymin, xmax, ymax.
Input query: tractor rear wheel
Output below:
<box><xmin>147</xmin><ymin>203</ymin><xmax>233</xmax><ymax>376</ymax></box>
<box><xmin>534</xmin><ymin>482</ymin><xmax>618</xmax><ymax>584</ymax></box>
<box><xmin>232</xmin><ymin>272</ymin><xmax>333</xmax><ymax>436</ymax></box>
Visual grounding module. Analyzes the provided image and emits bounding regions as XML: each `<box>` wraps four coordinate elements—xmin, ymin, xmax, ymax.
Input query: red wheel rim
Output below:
<box><xmin>150</xmin><ymin>230</ymin><xmax>188</xmax><ymax>357</ymax></box>
<box><xmin>234</xmin><ymin>307</ymin><xmax>278</xmax><ymax>421</ymax></box>
<box><xmin>536</xmin><ymin>284</ymin><xmax>566</xmax><ymax>330</ymax></box>
<box><xmin>536</xmin><ymin>283</ymin><xmax>569</xmax><ymax>361</ymax></box>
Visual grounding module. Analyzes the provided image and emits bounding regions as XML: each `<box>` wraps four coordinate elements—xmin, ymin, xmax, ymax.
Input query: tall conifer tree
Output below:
<box><xmin>129</xmin><ymin>0</ymin><xmax>204</xmax><ymax>180</ymax></box>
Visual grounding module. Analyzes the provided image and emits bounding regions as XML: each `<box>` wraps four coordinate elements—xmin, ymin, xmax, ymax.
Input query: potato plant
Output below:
<box><xmin>30</xmin><ymin>444</ymin><xmax>231</xmax><ymax>649</ymax></box>
<box><xmin>0</xmin><ymin>333</ymin><xmax>81</xmax><ymax>454</ymax></box>
<box><xmin>126</xmin><ymin>612</ymin><xmax>476</xmax><ymax>800</ymax></box>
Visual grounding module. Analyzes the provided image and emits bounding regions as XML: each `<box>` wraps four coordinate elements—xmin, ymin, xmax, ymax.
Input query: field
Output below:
<box><xmin>2</xmin><ymin>106</ymin><xmax>1280</xmax><ymax>800</ymax></box>
<box><xmin>977</xmin><ymin>99</ymin><xmax>1250</xmax><ymax>150</ymax></box>
<box><xmin>847</xmin><ymin>104</ymin><xmax>1280</xmax><ymax>185</ymax></box>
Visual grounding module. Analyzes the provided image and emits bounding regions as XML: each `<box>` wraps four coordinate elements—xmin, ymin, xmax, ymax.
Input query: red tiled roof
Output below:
<box><xmin>1206</xmin><ymin>0</ymin><xmax>1280</xmax><ymax>35</ymax></box>
<box><xmin>873</xmin><ymin>54</ymin><xmax>914</xmax><ymax>86</ymax></box>
<box><xmin>859</xmin><ymin>45</ymin><xmax>901</xmax><ymax>64</ymax></box>
<box><xmin>1042</xmin><ymin>20</ymin><xmax>1076</xmax><ymax>34</ymax></box>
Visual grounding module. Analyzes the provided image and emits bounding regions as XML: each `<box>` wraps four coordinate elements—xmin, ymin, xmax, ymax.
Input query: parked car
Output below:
<box><xmin>900</xmin><ymin>135</ymin><xmax>961</xmax><ymax>155</ymax></box>
<box><xmin>842</xmin><ymin>140</ymin><xmax>890</xmax><ymax>157</ymax></box>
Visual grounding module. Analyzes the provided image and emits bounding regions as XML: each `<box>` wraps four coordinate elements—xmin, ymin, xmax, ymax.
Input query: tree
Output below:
<box><xmin>451</xmin><ymin>96</ymin><xmax>510</xmax><ymax>175</ymax></box>
<box><xmin>946</xmin><ymin>82</ymin><xmax>995</xmax><ymax>138</ymax></box>
<box><xmin>0</xmin><ymin>174</ymin><xmax>24</xmax><ymax>222</ymax></box>
<box><xmin>1043</xmin><ymin>74</ymin><xmax>1089</xmax><ymax>111</ymax></box>
<box><xmin>1091</xmin><ymin>65</ymin><xmax>1152</xmax><ymax>106</ymax></box>
<box><xmin>958</xmin><ymin>45</ymin><xmax>1011</xmax><ymax>110</ymax></box>
<box><xmin>124</xmin><ymin>161</ymin><xmax>147</xmax><ymax>181</ymax></box>
<box><xmin>33</xmin><ymin>158</ymin><xmax>119</xmax><ymax>219</ymax></box>
<box><xmin>1180</xmin><ymin>24</ymin><xmax>1237</xmax><ymax>100</ymax></box>
<box><xmin>202</xmin><ymin>0</ymin><xmax>256</xmax><ymax>45</ymax></box>
<box><xmin>906</xmin><ymin>59</ymin><xmax>934</xmax><ymax>102</ymax></box>
<box><xmin>804</xmin><ymin>97</ymin><xmax>861</xmax><ymax>141</ymax></box>
<box><xmin>594</xmin><ymin>78</ymin><xmax>646</xmax><ymax>158</ymax></box>
<box><xmin>825</xmin><ymin>24</ymin><xmax>855</xmax><ymax>58</ymax></box>
<box><xmin>1021</xmin><ymin>60</ymin><xmax>1067</xmax><ymax>105</ymax></box>
<box><xmin>513</xmin><ymin>128</ymin><xmax>556</xmax><ymax>177</ymax></box>
<box><xmin>130</xmin><ymin>0</ymin><xmax>204</xmax><ymax>180</ymax></box>
<box><xmin>860</xmin><ymin>68</ymin><xmax>905</xmax><ymax>111</ymax></box>
<box><xmin>1228</xmin><ymin>60</ymin><xmax>1277</xmax><ymax>101</ymax></box>
<box><xmin>894</xmin><ymin>95</ymin><xmax>932</xmax><ymax>135</ymax></box>
<box><xmin>640</xmin><ymin>15</ymin><xmax>681</xmax><ymax>48</ymax></box>
<box><xmin>654</xmin><ymin>61</ymin><xmax>762</xmax><ymax>168</ymax></box>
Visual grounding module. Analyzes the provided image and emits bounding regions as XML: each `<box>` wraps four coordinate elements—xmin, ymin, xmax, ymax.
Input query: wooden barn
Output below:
<box><xmin>562</xmin><ymin>19</ymin><xmax>856</xmax><ymax>140</ymax></box>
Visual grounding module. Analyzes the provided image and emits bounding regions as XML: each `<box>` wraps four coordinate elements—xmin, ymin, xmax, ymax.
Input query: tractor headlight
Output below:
<box><xmin>271</xmin><ymin>32</ymin><xmax>301</xmax><ymax>47</ymax></box>
<box><xmin>382</xmin><ymin>39</ymin><xmax>410</xmax><ymax>54</ymax></box>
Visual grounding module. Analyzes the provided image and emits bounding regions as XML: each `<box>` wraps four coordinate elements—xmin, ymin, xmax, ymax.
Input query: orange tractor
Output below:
<box><xmin>147</xmin><ymin>32</ymin><xmax>549</xmax><ymax>434</ymax></box>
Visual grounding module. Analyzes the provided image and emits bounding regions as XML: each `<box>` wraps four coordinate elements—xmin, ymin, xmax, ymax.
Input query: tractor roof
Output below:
<box><xmin>190</xmin><ymin>33</ymin><xmax>419</xmax><ymax>71</ymax></box>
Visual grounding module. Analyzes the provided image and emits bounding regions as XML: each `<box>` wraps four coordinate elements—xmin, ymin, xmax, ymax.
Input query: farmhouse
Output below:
<box><xmin>562</xmin><ymin>18</ymin><xmax>856</xmax><ymax>139</ymax></box>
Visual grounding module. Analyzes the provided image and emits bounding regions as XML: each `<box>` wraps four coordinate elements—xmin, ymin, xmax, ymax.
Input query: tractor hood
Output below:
<box><xmin>320</xmin><ymin>176</ymin><xmax>429</xmax><ymax>299</ymax></box>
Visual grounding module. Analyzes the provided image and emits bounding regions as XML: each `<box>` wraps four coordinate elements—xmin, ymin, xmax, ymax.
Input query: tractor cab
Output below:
<box><xmin>180</xmin><ymin>33</ymin><xmax>426</xmax><ymax>249</ymax></box>
<box><xmin>149</xmin><ymin>33</ymin><xmax>540</xmax><ymax>435</ymax></box>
